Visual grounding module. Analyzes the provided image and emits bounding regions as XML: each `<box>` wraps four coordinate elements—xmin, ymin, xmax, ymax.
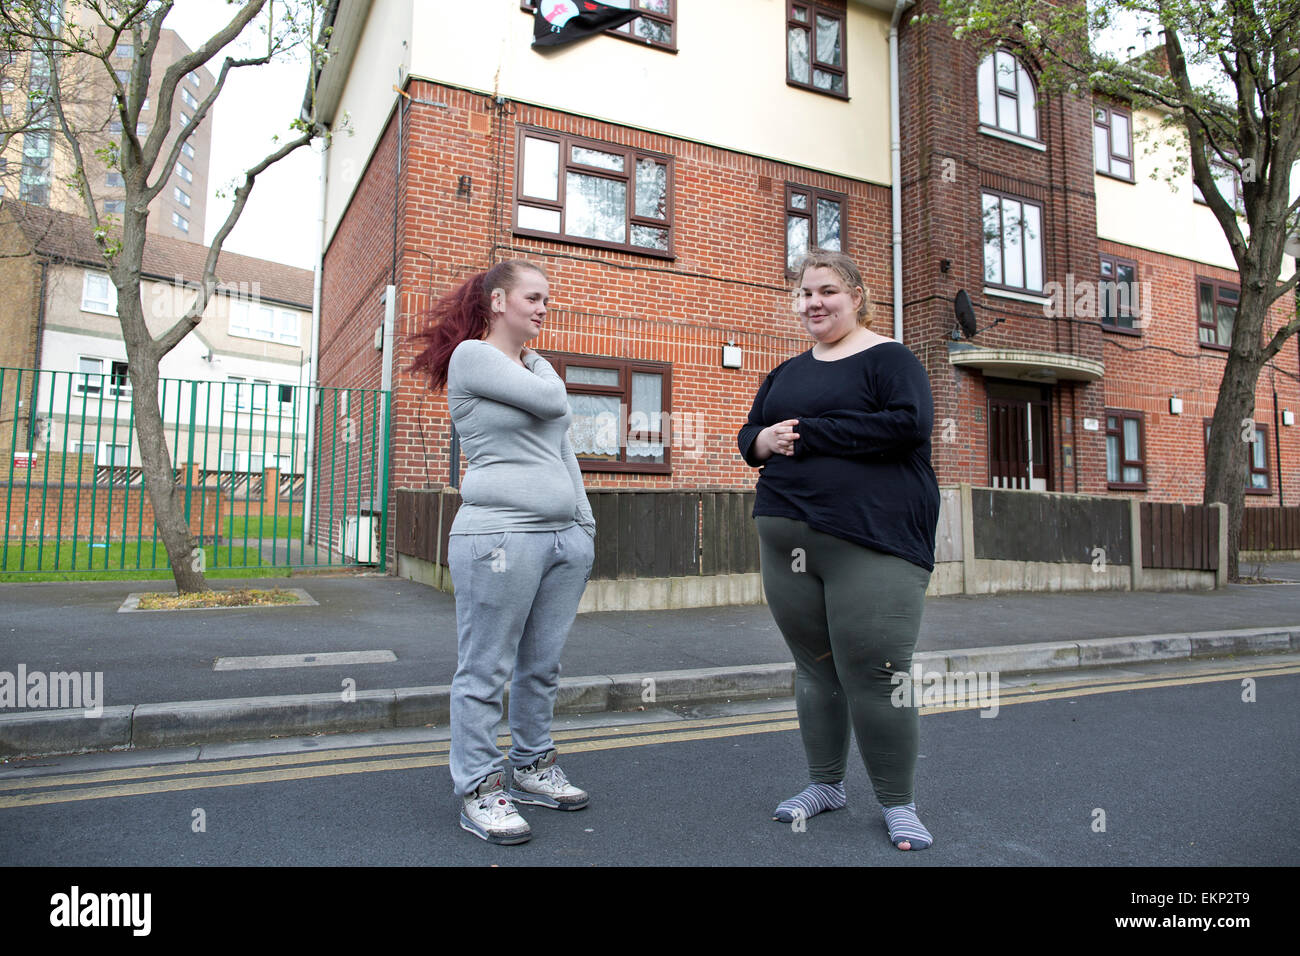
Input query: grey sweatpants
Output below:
<box><xmin>756</xmin><ymin>515</ymin><xmax>932</xmax><ymax>807</ymax></box>
<box><xmin>447</xmin><ymin>525</ymin><xmax>594</xmax><ymax>796</ymax></box>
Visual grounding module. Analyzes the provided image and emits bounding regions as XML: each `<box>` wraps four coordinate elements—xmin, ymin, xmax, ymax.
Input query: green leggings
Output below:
<box><xmin>756</xmin><ymin>515</ymin><xmax>932</xmax><ymax>806</ymax></box>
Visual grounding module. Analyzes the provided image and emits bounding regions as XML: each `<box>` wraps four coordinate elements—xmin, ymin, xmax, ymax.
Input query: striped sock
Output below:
<box><xmin>772</xmin><ymin>781</ymin><xmax>847</xmax><ymax>823</ymax></box>
<box><xmin>883</xmin><ymin>803</ymin><xmax>933</xmax><ymax>850</ymax></box>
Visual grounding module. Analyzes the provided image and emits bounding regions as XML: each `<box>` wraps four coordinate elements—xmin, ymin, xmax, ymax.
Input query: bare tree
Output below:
<box><xmin>935</xmin><ymin>0</ymin><xmax>1300</xmax><ymax>578</ymax></box>
<box><xmin>0</xmin><ymin>0</ymin><xmax>326</xmax><ymax>591</ymax></box>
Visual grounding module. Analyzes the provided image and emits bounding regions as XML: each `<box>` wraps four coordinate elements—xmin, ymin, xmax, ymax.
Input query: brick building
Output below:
<box><xmin>310</xmin><ymin>0</ymin><xmax>1298</xmax><ymax>564</ymax></box>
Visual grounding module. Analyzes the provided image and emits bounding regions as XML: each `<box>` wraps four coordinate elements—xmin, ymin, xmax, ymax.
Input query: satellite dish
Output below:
<box><xmin>955</xmin><ymin>290</ymin><xmax>978</xmax><ymax>339</ymax></box>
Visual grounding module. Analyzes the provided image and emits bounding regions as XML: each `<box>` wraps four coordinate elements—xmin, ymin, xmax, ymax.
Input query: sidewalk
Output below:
<box><xmin>2</xmin><ymin>565</ymin><xmax>1298</xmax><ymax>758</ymax></box>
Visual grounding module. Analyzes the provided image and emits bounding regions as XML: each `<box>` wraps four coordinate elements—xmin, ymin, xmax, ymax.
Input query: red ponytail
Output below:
<box><xmin>409</xmin><ymin>260</ymin><xmax>546</xmax><ymax>391</ymax></box>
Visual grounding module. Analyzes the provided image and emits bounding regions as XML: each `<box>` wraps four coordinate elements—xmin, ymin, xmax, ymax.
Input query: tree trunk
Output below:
<box><xmin>117</xmin><ymin>289</ymin><xmax>210</xmax><ymax>593</ymax></box>
<box><xmin>1203</xmin><ymin>327</ymin><xmax>1265</xmax><ymax>584</ymax></box>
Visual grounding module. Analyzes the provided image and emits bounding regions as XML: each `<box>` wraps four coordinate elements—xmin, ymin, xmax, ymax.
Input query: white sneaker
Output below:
<box><xmin>460</xmin><ymin>771</ymin><xmax>532</xmax><ymax>844</ymax></box>
<box><xmin>510</xmin><ymin>750</ymin><xmax>589</xmax><ymax>811</ymax></box>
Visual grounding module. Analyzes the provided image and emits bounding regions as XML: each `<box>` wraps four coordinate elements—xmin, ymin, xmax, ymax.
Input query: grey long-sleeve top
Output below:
<box><xmin>446</xmin><ymin>339</ymin><xmax>595</xmax><ymax>538</ymax></box>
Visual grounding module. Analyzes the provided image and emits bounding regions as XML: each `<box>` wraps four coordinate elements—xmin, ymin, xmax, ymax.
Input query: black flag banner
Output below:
<box><xmin>531</xmin><ymin>1</ymin><xmax>641</xmax><ymax>48</ymax></box>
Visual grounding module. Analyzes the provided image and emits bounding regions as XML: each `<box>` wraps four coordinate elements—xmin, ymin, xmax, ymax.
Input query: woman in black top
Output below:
<box><xmin>737</xmin><ymin>251</ymin><xmax>940</xmax><ymax>850</ymax></box>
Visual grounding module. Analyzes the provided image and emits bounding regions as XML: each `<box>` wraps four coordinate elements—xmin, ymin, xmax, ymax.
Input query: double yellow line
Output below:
<box><xmin>1</xmin><ymin>660</ymin><xmax>1293</xmax><ymax>809</ymax></box>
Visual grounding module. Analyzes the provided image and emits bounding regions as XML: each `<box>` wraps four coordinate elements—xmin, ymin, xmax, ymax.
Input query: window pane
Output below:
<box><xmin>814</xmin><ymin>16</ymin><xmax>841</xmax><ymax>67</ymax></box>
<box><xmin>634</xmin><ymin>159</ymin><xmax>667</xmax><ymax>219</ymax></box>
<box><xmin>1002</xmin><ymin>198</ymin><xmax>1023</xmax><ymax>288</ymax></box>
<box><xmin>1094</xmin><ymin>124</ymin><xmax>1110</xmax><ymax>173</ymax></box>
<box><xmin>813</xmin><ymin>70</ymin><xmax>845</xmax><ymax>94</ymax></box>
<box><xmin>1123</xmin><ymin>465</ymin><xmax>1142</xmax><ymax>483</ymax></box>
<box><xmin>631</xmin><ymin>225</ymin><xmax>669</xmax><ymax>250</ymax></box>
<box><xmin>994</xmin><ymin>52</ymin><xmax>1017</xmax><ymax>91</ymax></box>
<box><xmin>997</xmin><ymin>92</ymin><xmax>1017</xmax><ymax>133</ymax></box>
<box><xmin>1112</xmin><ymin>112</ymin><xmax>1130</xmax><ymax>157</ymax></box>
<box><xmin>565</xmin><ymin>173</ymin><xmax>627</xmax><ymax>243</ymax></box>
<box><xmin>1106</xmin><ymin>435</ymin><xmax>1119</xmax><ymax>482</ymax></box>
<box><xmin>1100</xmin><ymin>258</ymin><xmax>1113</xmax><ymax>277</ymax></box>
<box><xmin>1217</xmin><ymin>302</ymin><xmax>1234</xmax><ymax>345</ymax></box>
<box><xmin>1022</xmin><ymin>203</ymin><xmax>1042</xmax><ymax>291</ymax></box>
<box><xmin>816</xmin><ymin>198</ymin><xmax>841</xmax><ymax>250</ymax></box>
<box><xmin>80</xmin><ymin>357</ymin><xmax>102</xmax><ymax>375</ymax></box>
<box><xmin>523</xmin><ymin>137</ymin><xmax>559</xmax><ymax>200</ymax></box>
<box><xmin>631</xmin><ymin>17</ymin><xmax>671</xmax><ymax>43</ymax></box>
<box><xmin>628</xmin><ymin>373</ymin><xmax>664</xmax><ymax>462</ymax></box>
<box><xmin>518</xmin><ymin>204</ymin><xmax>561</xmax><ymax>232</ymax></box>
<box><xmin>1123</xmin><ymin>418</ymin><xmax>1139</xmax><ymax>460</ymax></box>
<box><xmin>787</xmin><ymin>215</ymin><xmax>809</xmax><ymax>271</ymax></box>
<box><xmin>1017</xmin><ymin>67</ymin><xmax>1036</xmax><ymax>138</ymax></box>
<box><xmin>566</xmin><ymin>366</ymin><xmax>620</xmax><ymax>386</ymax></box>
<box><xmin>1111</xmin><ymin>159</ymin><xmax>1131</xmax><ymax>179</ymax></box>
<box><xmin>572</xmin><ymin>146</ymin><xmax>624</xmax><ymax>172</ymax></box>
<box><xmin>1251</xmin><ymin>433</ymin><xmax>1265</xmax><ymax>468</ymax></box>
<box><xmin>978</xmin><ymin>56</ymin><xmax>996</xmax><ymax>127</ymax></box>
<box><xmin>788</xmin><ymin>27</ymin><xmax>810</xmax><ymax>83</ymax></box>
<box><xmin>791</xmin><ymin>6</ymin><xmax>808</xmax><ymax>23</ymax></box>
<box><xmin>569</xmin><ymin>394</ymin><xmax>621</xmax><ymax>458</ymax></box>
<box><xmin>790</xmin><ymin>192</ymin><xmax>808</xmax><ymax>211</ymax></box>
<box><xmin>982</xmin><ymin>194</ymin><xmax>1002</xmax><ymax>284</ymax></box>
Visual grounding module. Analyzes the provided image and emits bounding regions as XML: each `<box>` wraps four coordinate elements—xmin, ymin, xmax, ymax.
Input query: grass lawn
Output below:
<box><xmin>222</xmin><ymin>514</ymin><xmax>304</xmax><ymax>540</ymax></box>
<box><xmin>0</xmin><ymin>540</ymin><xmax>295</xmax><ymax>583</ymax></box>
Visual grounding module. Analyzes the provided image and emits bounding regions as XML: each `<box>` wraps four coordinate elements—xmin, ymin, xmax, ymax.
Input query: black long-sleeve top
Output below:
<box><xmin>736</xmin><ymin>342</ymin><xmax>941</xmax><ymax>571</ymax></box>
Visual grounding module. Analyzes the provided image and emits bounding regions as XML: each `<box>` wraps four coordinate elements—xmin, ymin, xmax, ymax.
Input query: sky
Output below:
<box><xmin>163</xmin><ymin>1</ymin><xmax>322</xmax><ymax>272</ymax></box>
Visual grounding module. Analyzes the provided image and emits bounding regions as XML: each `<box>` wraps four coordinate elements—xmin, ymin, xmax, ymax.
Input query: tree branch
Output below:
<box><xmin>153</xmin><ymin>126</ymin><xmax>317</xmax><ymax>355</ymax></box>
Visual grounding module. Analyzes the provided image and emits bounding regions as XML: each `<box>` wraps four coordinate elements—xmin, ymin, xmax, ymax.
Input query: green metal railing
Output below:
<box><xmin>0</xmin><ymin>368</ymin><xmax>391</xmax><ymax>579</ymax></box>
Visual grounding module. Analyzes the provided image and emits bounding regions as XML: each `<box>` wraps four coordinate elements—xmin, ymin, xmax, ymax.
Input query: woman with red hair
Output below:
<box><xmin>412</xmin><ymin>259</ymin><xmax>595</xmax><ymax>845</ymax></box>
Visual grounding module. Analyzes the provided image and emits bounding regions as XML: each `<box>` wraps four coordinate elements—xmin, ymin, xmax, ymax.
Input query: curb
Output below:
<box><xmin>2</xmin><ymin>626</ymin><xmax>1297</xmax><ymax>760</ymax></box>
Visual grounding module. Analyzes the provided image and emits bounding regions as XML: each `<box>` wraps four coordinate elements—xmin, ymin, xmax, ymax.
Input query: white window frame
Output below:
<box><xmin>175</xmin><ymin>162</ymin><xmax>192</xmax><ymax>182</ymax></box>
<box><xmin>172</xmin><ymin>211</ymin><xmax>189</xmax><ymax>233</ymax></box>
<box><xmin>180</xmin><ymin>141</ymin><xmax>195</xmax><ymax>159</ymax></box>
<box><xmin>174</xmin><ymin>185</ymin><xmax>191</xmax><ymax>207</ymax></box>
<box><xmin>228</xmin><ymin>299</ymin><xmax>300</xmax><ymax>346</ymax></box>
<box><xmin>181</xmin><ymin>87</ymin><xmax>199</xmax><ymax>110</ymax></box>
<box><xmin>81</xmin><ymin>271</ymin><xmax>117</xmax><ymax>315</ymax></box>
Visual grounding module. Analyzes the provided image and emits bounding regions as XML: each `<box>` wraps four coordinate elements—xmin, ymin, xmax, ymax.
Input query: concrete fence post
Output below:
<box><xmin>1129</xmin><ymin>498</ymin><xmax>1143</xmax><ymax>592</ymax></box>
<box><xmin>959</xmin><ymin>482</ymin><xmax>975</xmax><ymax>595</ymax></box>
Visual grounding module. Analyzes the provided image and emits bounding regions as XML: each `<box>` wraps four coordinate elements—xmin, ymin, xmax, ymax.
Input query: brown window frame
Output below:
<box><xmin>519</xmin><ymin>1</ymin><xmax>677</xmax><ymax>52</ymax></box>
<box><xmin>1104</xmin><ymin>408</ymin><xmax>1146</xmax><ymax>491</ymax></box>
<box><xmin>1099</xmin><ymin>253</ymin><xmax>1141</xmax><ymax>335</ymax></box>
<box><xmin>1196</xmin><ymin>277</ymin><xmax>1237</xmax><ymax>351</ymax></box>
<box><xmin>514</xmin><ymin>126</ymin><xmax>675</xmax><ymax>260</ymax></box>
<box><xmin>1094</xmin><ymin>104</ymin><xmax>1135</xmax><ymax>182</ymax></box>
<box><xmin>786</xmin><ymin>1</ymin><xmax>848</xmax><ymax>100</ymax></box>
<box><xmin>1204</xmin><ymin>418</ymin><xmax>1271</xmax><ymax>495</ymax></box>
<box><xmin>977</xmin><ymin>49</ymin><xmax>1041</xmax><ymax>143</ymax></box>
<box><xmin>538</xmin><ymin>351</ymin><xmax>673</xmax><ymax>475</ymax></box>
<box><xmin>981</xmin><ymin>188</ymin><xmax>1046</xmax><ymax>295</ymax></box>
<box><xmin>784</xmin><ymin>183</ymin><xmax>848</xmax><ymax>275</ymax></box>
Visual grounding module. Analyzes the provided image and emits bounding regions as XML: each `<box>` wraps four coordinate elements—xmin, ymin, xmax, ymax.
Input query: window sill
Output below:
<box><xmin>1101</xmin><ymin>322</ymin><xmax>1143</xmax><ymax>337</ymax></box>
<box><xmin>514</xmin><ymin>227</ymin><xmax>675</xmax><ymax>261</ymax></box>
<box><xmin>983</xmin><ymin>286</ymin><xmax>1051</xmax><ymax>306</ymax></box>
<box><xmin>1245</xmin><ymin>486</ymin><xmax>1273</xmax><ymax>496</ymax></box>
<box><xmin>979</xmin><ymin>126</ymin><xmax>1045</xmax><ymax>152</ymax></box>
<box><xmin>1095</xmin><ymin>169</ymin><xmax>1135</xmax><ymax>184</ymax></box>
<box><xmin>1107</xmin><ymin>482</ymin><xmax>1147</xmax><ymax>492</ymax></box>
<box><xmin>786</xmin><ymin>79</ymin><xmax>849</xmax><ymax>101</ymax></box>
<box><xmin>1198</xmin><ymin>341</ymin><xmax>1231</xmax><ymax>352</ymax></box>
<box><xmin>578</xmin><ymin>460</ymin><xmax>671</xmax><ymax>475</ymax></box>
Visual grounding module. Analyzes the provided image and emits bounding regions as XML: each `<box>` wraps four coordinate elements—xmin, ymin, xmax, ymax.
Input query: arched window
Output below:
<box><xmin>978</xmin><ymin>50</ymin><xmax>1038</xmax><ymax>141</ymax></box>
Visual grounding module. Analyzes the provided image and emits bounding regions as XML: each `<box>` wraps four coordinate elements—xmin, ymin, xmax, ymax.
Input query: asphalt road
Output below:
<box><xmin>2</xmin><ymin>655</ymin><xmax>1295</xmax><ymax>870</ymax></box>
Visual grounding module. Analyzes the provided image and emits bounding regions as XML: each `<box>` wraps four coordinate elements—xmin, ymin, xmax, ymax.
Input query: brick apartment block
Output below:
<box><xmin>312</xmin><ymin>0</ymin><xmax>1299</xmax><ymax>561</ymax></box>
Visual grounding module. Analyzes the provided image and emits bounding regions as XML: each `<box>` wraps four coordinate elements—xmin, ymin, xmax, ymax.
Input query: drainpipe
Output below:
<box><xmin>304</xmin><ymin>136</ymin><xmax>328</xmax><ymax>541</ymax></box>
<box><xmin>889</xmin><ymin>0</ymin><xmax>911</xmax><ymax>344</ymax></box>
